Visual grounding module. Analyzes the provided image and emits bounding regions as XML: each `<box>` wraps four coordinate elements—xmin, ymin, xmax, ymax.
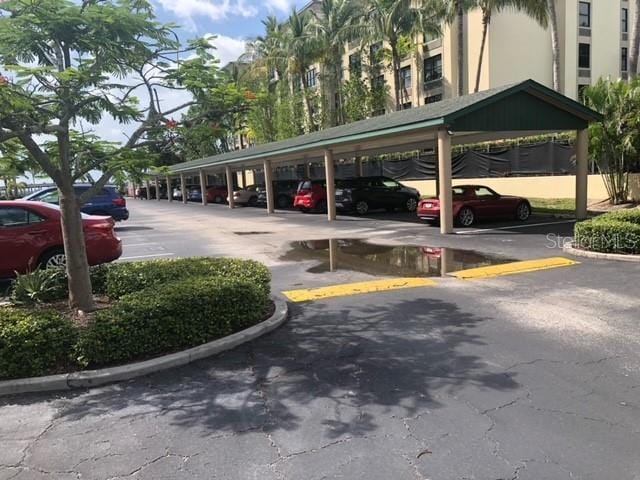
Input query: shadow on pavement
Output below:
<box><xmin>16</xmin><ymin>295</ymin><xmax>520</xmax><ymax>442</ymax></box>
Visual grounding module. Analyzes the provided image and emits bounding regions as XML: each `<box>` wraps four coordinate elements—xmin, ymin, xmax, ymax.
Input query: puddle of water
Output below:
<box><xmin>233</xmin><ymin>231</ymin><xmax>274</xmax><ymax>236</ymax></box>
<box><xmin>280</xmin><ymin>239</ymin><xmax>516</xmax><ymax>277</ymax></box>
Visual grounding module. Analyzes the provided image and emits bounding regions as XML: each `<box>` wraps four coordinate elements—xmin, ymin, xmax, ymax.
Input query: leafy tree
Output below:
<box><xmin>0</xmin><ymin>0</ymin><xmax>241</xmax><ymax>311</ymax></box>
<box><xmin>364</xmin><ymin>0</ymin><xmax>440</xmax><ymax>111</ymax></box>
<box><xmin>547</xmin><ymin>0</ymin><xmax>561</xmax><ymax>91</ymax></box>
<box><xmin>583</xmin><ymin>79</ymin><xmax>640</xmax><ymax>204</ymax></box>
<box><xmin>473</xmin><ymin>0</ymin><xmax>547</xmax><ymax>93</ymax></box>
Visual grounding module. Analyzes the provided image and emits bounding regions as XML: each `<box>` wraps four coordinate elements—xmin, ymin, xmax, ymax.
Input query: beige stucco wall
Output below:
<box><xmin>466</xmin><ymin>8</ymin><xmax>490</xmax><ymax>92</ymax></box>
<box><xmin>403</xmin><ymin>174</ymin><xmax>640</xmax><ymax>202</ymax></box>
<box><xmin>591</xmin><ymin>0</ymin><xmax>624</xmax><ymax>83</ymax></box>
<box><xmin>486</xmin><ymin>8</ymin><xmax>553</xmax><ymax>90</ymax></box>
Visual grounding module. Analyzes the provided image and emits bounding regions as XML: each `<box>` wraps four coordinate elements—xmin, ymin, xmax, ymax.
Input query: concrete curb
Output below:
<box><xmin>0</xmin><ymin>296</ymin><xmax>288</xmax><ymax>397</ymax></box>
<box><xmin>563</xmin><ymin>243</ymin><xmax>640</xmax><ymax>262</ymax></box>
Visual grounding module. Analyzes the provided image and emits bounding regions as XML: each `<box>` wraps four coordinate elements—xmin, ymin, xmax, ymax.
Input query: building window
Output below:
<box><xmin>425</xmin><ymin>94</ymin><xmax>442</xmax><ymax>104</ymax></box>
<box><xmin>401</xmin><ymin>102</ymin><xmax>412</xmax><ymax>110</ymax></box>
<box><xmin>372</xmin><ymin>74</ymin><xmax>385</xmax><ymax>89</ymax></box>
<box><xmin>304</xmin><ymin>68</ymin><xmax>317</xmax><ymax>88</ymax></box>
<box><xmin>369</xmin><ymin>42</ymin><xmax>382</xmax><ymax>63</ymax></box>
<box><xmin>622</xmin><ymin>47</ymin><xmax>628</xmax><ymax>72</ymax></box>
<box><xmin>622</xmin><ymin>8</ymin><xmax>629</xmax><ymax>33</ymax></box>
<box><xmin>423</xmin><ymin>54</ymin><xmax>442</xmax><ymax>83</ymax></box>
<box><xmin>400</xmin><ymin>65</ymin><xmax>412</xmax><ymax>91</ymax></box>
<box><xmin>349</xmin><ymin>53</ymin><xmax>361</xmax><ymax>74</ymax></box>
<box><xmin>372</xmin><ymin>108</ymin><xmax>385</xmax><ymax>116</ymax></box>
<box><xmin>578</xmin><ymin>43</ymin><xmax>590</xmax><ymax>69</ymax></box>
<box><xmin>423</xmin><ymin>30</ymin><xmax>439</xmax><ymax>44</ymax></box>
<box><xmin>579</xmin><ymin>2</ymin><xmax>590</xmax><ymax>28</ymax></box>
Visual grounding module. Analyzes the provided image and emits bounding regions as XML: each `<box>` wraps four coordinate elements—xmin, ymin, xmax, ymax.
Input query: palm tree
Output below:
<box><xmin>283</xmin><ymin>8</ymin><xmax>318</xmax><ymax>132</ymax></box>
<box><xmin>441</xmin><ymin>0</ymin><xmax>476</xmax><ymax>97</ymax></box>
<box><xmin>547</xmin><ymin>0</ymin><xmax>561</xmax><ymax>91</ymax></box>
<box><xmin>630</xmin><ymin>0</ymin><xmax>640</xmax><ymax>79</ymax></box>
<box><xmin>474</xmin><ymin>0</ymin><xmax>548</xmax><ymax>93</ymax></box>
<box><xmin>365</xmin><ymin>0</ymin><xmax>441</xmax><ymax>111</ymax></box>
<box><xmin>311</xmin><ymin>0</ymin><xmax>364</xmax><ymax>127</ymax></box>
<box><xmin>246</xmin><ymin>16</ymin><xmax>288</xmax><ymax>91</ymax></box>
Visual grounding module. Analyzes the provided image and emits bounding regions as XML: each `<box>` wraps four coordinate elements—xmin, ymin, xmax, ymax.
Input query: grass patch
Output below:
<box><xmin>529</xmin><ymin>198</ymin><xmax>575</xmax><ymax>215</ymax></box>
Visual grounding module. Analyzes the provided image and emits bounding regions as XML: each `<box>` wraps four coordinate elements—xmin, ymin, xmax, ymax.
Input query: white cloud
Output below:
<box><xmin>265</xmin><ymin>0</ymin><xmax>292</xmax><ymax>14</ymax></box>
<box><xmin>154</xmin><ymin>0</ymin><xmax>258</xmax><ymax>25</ymax></box>
<box><xmin>205</xmin><ymin>34</ymin><xmax>247</xmax><ymax>66</ymax></box>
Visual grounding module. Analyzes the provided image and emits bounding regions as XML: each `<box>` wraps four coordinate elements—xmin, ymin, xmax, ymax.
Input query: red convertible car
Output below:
<box><xmin>0</xmin><ymin>200</ymin><xmax>122</xmax><ymax>278</ymax></box>
<box><xmin>417</xmin><ymin>185</ymin><xmax>532</xmax><ymax>227</ymax></box>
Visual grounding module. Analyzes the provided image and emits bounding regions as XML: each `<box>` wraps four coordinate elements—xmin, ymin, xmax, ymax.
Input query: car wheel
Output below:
<box><xmin>355</xmin><ymin>200</ymin><xmax>369</xmax><ymax>215</ymax></box>
<box><xmin>457</xmin><ymin>207</ymin><xmax>475</xmax><ymax>227</ymax></box>
<box><xmin>248</xmin><ymin>196</ymin><xmax>258</xmax><ymax>207</ymax></box>
<box><xmin>214</xmin><ymin>195</ymin><xmax>223</xmax><ymax>204</ymax></box>
<box><xmin>276</xmin><ymin>195</ymin><xmax>290</xmax><ymax>209</ymax></box>
<box><xmin>405</xmin><ymin>197</ymin><xmax>418</xmax><ymax>212</ymax></box>
<box><xmin>40</xmin><ymin>249</ymin><xmax>66</xmax><ymax>269</ymax></box>
<box><xmin>516</xmin><ymin>202</ymin><xmax>531</xmax><ymax>221</ymax></box>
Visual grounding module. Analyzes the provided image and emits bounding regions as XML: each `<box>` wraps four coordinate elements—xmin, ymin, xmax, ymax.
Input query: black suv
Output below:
<box><xmin>256</xmin><ymin>180</ymin><xmax>299</xmax><ymax>209</ymax></box>
<box><xmin>335</xmin><ymin>176</ymin><xmax>420</xmax><ymax>215</ymax></box>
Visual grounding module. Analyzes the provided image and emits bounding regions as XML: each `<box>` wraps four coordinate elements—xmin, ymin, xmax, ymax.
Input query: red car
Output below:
<box><xmin>0</xmin><ymin>201</ymin><xmax>122</xmax><ymax>278</ymax></box>
<box><xmin>206</xmin><ymin>185</ymin><xmax>228</xmax><ymax>204</ymax></box>
<box><xmin>294</xmin><ymin>179</ymin><xmax>328</xmax><ymax>213</ymax></box>
<box><xmin>417</xmin><ymin>185</ymin><xmax>532</xmax><ymax>227</ymax></box>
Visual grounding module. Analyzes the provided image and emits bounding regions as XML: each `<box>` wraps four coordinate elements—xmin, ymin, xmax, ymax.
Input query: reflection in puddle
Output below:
<box><xmin>281</xmin><ymin>239</ymin><xmax>515</xmax><ymax>277</ymax></box>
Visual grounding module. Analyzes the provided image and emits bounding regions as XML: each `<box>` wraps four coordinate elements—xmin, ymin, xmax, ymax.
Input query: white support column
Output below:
<box><xmin>166</xmin><ymin>175</ymin><xmax>172</xmax><ymax>202</ymax></box>
<box><xmin>225</xmin><ymin>166</ymin><xmax>235</xmax><ymax>208</ymax></box>
<box><xmin>576</xmin><ymin>128</ymin><xmax>589</xmax><ymax>220</ymax></box>
<box><xmin>145</xmin><ymin>178</ymin><xmax>151</xmax><ymax>200</ymax></box>
<box><xmin>438</xmin><ymin>129</ymin><xmax>453</xmax><ymax>234</ymax></box>
<box><xmin>305</xmin><ymin>162</ymin><xmax>312</xmax><ymax>179</ymax></box>
<box><xmin>324</xmin><ymin>149</ymin><xmax>336</xmax><ymax>221</ymax></box>
<box><xmin>199</xmin><ymin>169</ymin><xmax>208</xmax><ymax>206</ymax></box>
<box><xmin>180</xmin><ymin>173</ymin><xmax>187</xmax><ymax>204</ymax></box>
<box><xmin>155</xmin><ymin>177</ymin><xmax>161</xmax><ymax>201</ymax></box>
<box><xmin>263</xmin><ymin>159</ymin><xmax>275</xmax><ymax>214</ymax></box>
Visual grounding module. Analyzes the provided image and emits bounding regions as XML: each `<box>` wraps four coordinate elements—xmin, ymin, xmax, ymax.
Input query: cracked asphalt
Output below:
<box><xmin>1</xmin><ymin>200</ymin><xmax>639</xmax><ymax>480</ymax></box>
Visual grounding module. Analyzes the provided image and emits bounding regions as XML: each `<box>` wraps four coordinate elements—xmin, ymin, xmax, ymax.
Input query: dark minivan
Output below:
<box><xmin>256</xmin><ymin>179</ymin><xmax>300</xmax><ymax>209</ymax></box>
<box><xmin>24</xmin><ymin>185</ymin><xmax>129</xmax><ymax>221</ymax></box>
<box><xmin>335</xmin><ymin>176</ymin><xmax>420</xmax><ymax>215</ymax></box>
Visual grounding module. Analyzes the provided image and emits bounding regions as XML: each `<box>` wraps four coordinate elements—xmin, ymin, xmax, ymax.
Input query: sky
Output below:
<box><xmin>90</xmin><ymin>0</ymin><xmax>308</xmax><ymax>145</ymax></box>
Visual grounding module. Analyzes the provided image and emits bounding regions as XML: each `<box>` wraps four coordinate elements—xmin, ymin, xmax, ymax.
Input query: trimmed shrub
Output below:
<box><xmin>575</xmin><ymin>217</ymin><xmax>640</xmax><ymax>254</ymax></box>
<box><xmin>0</xmin><ymin>308</ymin><xmax>77</xmax><ymax>379</ymax></box>
<box><xmin>76</xmin><ymin>276</ymin><xmax>269</xmax><ymax>366</ymax></box>
<box><xmin>599</xmin><ymin>208</ymin><xmax>640</xmax><ymax>225</ymax></box>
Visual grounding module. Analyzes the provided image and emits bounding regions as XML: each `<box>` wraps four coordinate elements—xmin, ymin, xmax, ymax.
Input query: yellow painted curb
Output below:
<box><xmin>450</xmin><ymin>257</ymin><xmax>579</xmax><ymax>280</ymax></box>
<box><xmin>282</xmin><ymin>277</ymin><xmax>436</xmax><ymax>302</ymax></box>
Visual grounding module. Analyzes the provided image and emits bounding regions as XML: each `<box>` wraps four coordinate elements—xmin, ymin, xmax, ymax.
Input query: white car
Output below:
<box><xmin>229</xmin><ymin>185</ymin><xmax>262</xmax><ymax>206</ymax></box>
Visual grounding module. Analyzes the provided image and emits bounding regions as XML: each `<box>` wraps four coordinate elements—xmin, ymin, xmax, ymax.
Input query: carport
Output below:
<box><xmin>161</xmin><ymin>79</ymin><xmax>602</xmax><ymax>234</ymax></box>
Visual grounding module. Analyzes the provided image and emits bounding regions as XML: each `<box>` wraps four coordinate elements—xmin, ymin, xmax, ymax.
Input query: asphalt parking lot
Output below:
<box><xmin>2</xmin><ymin>200</ymin><xmax>639</xmax><ymax>480</ymax></box>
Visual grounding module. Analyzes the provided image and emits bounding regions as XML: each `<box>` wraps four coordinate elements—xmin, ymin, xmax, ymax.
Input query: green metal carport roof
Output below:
<box><xmin>167</xmin><ymin>79</ymin><xmax>602</xmax><ymax>174</ymax></box>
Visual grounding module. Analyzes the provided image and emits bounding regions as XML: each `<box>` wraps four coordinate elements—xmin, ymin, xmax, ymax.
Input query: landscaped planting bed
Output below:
<box><xmin>574</xmin><ymin>209</ymin><xmax>640</xmax><ymax>254</ymax></box>
<box><xmin>0</xmin><ymin>258</ymin><xmax>271</xmax><ymax>380</ymax></box>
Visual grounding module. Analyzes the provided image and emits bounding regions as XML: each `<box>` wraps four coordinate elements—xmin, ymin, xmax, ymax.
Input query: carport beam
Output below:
<box><xmin>576</xmin><ymin>129</ymin><xmax>589</xmax><ymax>220</ymax></box>
<box><xmin>180</xmin><ymin>173</ymin><xmax>187</xmax><ymax>205</ymax></box>
<box><xmin>324</xmin><ymin>149</ymin><xmax>336</xmax><ymax>221</ymax></box>
<box><xmin>263</xmin><ymin>159</ymin><xmax>275</xmax><ymax>214</ymax></box>
<box><xmin>225</xmin><ymin>166</ymin><xmax>235</xmax><ymax>209</ymax></box>
<box><xmin>166</xmin><ymin>175</ymin><xmax>172</xmax><ymax>202</ymax></box>
<box><xmin>199</xmin><ymin>169</ymin><xmax>208</xmax><ymax>206</ymax></box>
<box><xmin>437</xmin><ymin>129</ymin><xmax>454</xmax><ymax>234</ymax></box>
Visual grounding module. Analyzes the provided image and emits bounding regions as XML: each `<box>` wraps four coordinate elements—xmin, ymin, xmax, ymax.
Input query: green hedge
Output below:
<box><xmin>574</xmin><ymin>210</ymin><xmax>640</xmax><ymax>254</ymax></box>
<box><xmin>101</xmin><ymin>257</ymin><xmax>271</xmax><ymax>299</ymax></box>
<box><xmin>8</xmin><ymin>257</ymin><xmax>271</xmax><ymax>302</ymax></box>
<box><xmin>76</xmin><ymin>276</ymin><xmax>269</xmax><ymax>366</ymax></box>
<box><xmin>0</xmin><ymin>308</ymin><xmax>77</xmax><ymax>379</ymax></box>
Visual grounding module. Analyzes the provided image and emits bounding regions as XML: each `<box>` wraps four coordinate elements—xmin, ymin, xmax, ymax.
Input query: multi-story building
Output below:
<box><xmin>300</xmin><ymin>0</ymin><xmax>636</xmax><ymax>115</ymax></box>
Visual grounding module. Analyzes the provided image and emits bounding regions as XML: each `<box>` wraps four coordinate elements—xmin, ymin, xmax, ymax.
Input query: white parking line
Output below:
<box><xmin>119</xmin><ymin>253</ymin><xmax>175</xmax><ymax>260</ymax></box>
<box><xmin>457</xmin><ymin>219</ymin><xmax>576</xmax><ymax>235</ymax></box>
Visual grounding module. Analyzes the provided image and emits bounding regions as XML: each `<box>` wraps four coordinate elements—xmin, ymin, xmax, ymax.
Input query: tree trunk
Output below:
<box><xmin>390</xmin><ymin>42</ymin><xmax>401</xmax><ymax>111</ymax></box>
<box><xmin>300</xmin><ymin>74</ymin><xmax>314</xmax><ymax>133</ymax></box>
<box><xmin>474</xmin><ymin>11</ymin><xmax>490</xmax><ymax>93</ymax></box>
<box><xmin>57</xmin><ymin>131</ymin><xmax>95</xmax><ymax>311</ymax></box>
<box><xmin>547</xmin><ymin>0</ymin><xmax>561</xmax><ymax>92</ymax></box>
<box><xmin>457</xmin><ymin>0</ymin><xmax>465</xmax><ymax>96</ymax></box>
<box><xmin>630</xmin><ymin>0</ymin><xmax>640</xmax><ymax>79</ymax></box>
